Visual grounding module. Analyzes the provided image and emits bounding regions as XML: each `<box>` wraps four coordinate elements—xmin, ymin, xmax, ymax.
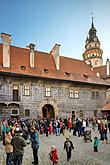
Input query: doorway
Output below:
<box><xmin>13</xmin><ymin>85</ymin><xmax>19</xmax><ymax>101</ymax></box>
<box><xmin>42</xmin><ymin>104</ymin><xmax>55</xmax><ymax>119</ymax></box>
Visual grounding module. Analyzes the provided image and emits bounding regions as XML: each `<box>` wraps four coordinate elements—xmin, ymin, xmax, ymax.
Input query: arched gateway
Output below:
<box><xmin>42</xmin><ymin>104</ymin><xmax>54</xmax><ymax>119</ymax></box>
<box><xmin>38</xmin><ymin>100</ymin><xmax>59</xmax><ymax>119</ymax></box>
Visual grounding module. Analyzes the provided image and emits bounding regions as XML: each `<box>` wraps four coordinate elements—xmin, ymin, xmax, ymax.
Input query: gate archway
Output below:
<box><xmin>37</xmin><ymin>99</ymin><xmax>59</xmax><ymax>119</ymax></box>
<box><xmin>42</xmin><ymin>104</ymin><xmax>55</xmax><ymax>119</ymax></box>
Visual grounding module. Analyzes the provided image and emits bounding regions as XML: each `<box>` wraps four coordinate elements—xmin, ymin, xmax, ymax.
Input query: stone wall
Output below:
<box><xmin>0</xmin><ymin>75</ymin><xmax>108</xmax><ymax>119</ymax></box>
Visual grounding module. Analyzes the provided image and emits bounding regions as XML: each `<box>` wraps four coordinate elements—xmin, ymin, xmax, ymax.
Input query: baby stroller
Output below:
<box><xmin>83</xmin><ymin>130</ymin><xmax>92</xmax><ymax>142</ymax></box>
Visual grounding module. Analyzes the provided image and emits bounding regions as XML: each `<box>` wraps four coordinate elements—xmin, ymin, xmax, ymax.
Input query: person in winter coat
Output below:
<box><xmin>64</xmin><ymin>137</ymin><xmax>74</xmax><ymax>161</ymax></box>
<box><xmin>68</xmin><ymin>118</ymin><xmax>72</xmax><ymax>132</ymax></box>
<box><xmin>5</xmin><ymin>131</ymin><xmax>13</xmax><ymax>165</ymax></box>
<box><xmin>11</xmin><ymin>127</ymin><xmax>26</xmax><ymax>165</ymax></box>
<box><xmin>62</xmin><ymin>123</ymin><xmax>66</xmax><ymax>136</ymax></box>
<box><xmin>49</xmin><ymin>122</ymin><xmax>53</xmax><ymax>135</ymax></box>
<box><xmin>76</xmin><ymin>119</ymin><xmax>83</xmax><ymax>137</ymax></box>
<box><xmin>94</xmin><ymin>136</ymin><xmax>99</xmax><ymax>152</ymax></box>
<box><xmin>30</xmin><ymin>127</ymin><xmax>39</xmax><ymax>165</ymax></box>
<box><xmin>2</xmin><ymin>120</ymin><xmax>6</xmax><ymax>146</ymax></box>
<box><xmin>49</xmin><ymin>146</ymin><xmax>59</xmax><ymax>165</ymax></box>
<box><xmin>103</xmin><ymin>123</ymin><xmax>108</xmax><ymax>143</ymax></box>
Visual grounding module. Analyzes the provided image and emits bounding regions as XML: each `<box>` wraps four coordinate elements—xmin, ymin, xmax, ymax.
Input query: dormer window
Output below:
<box><xmin>44</xmin><ymin>69</ymin><xmax>49</xmax><ymax>73</ymax></box>
<box><xmin>65</xmin><ymin>72</ymin><xmax>70</xmax><ymax>76</ymax></box>
<box><xmin>96</xmin><ymin>72</ymin><xmax>100</xmax><ymax>77</ymax></box>
<box><xmin>83</xmin><ymin>74</ymin><xmax>89</xmax><ymax>79</ymax></box>
<box><xmin>21</xmin><ymin>66</ymin><xmax>26</xmax><ymax>70</ymax></box>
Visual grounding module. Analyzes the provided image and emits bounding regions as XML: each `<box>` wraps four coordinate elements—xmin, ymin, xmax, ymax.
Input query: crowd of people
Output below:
<box><xmin>0</xmin><ymin>116</ymin><xmax>110</xmax><ymax>164</ymax></box>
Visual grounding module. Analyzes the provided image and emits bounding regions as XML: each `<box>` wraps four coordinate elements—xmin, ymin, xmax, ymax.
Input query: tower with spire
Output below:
<box><xmin>83</xmin><ymin>17</ymin><xmax>103</xmax><ymax>68</ymax></box>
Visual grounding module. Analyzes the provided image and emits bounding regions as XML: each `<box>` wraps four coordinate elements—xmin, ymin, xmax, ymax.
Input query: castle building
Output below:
<box><xmin>0</xmin><ymin>19</ymin><xmax>110</xmax><ymax>120</ymax></box>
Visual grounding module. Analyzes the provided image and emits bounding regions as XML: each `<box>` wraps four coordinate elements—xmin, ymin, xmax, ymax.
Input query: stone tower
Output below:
<box><xmin>83</xmin><ymin>17</ymin><xmax>103</xmax><ymax>68</ymax></box>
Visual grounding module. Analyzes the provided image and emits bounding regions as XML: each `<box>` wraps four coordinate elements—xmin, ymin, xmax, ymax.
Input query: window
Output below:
<box><xmin>13</xmin><ymin>85</ymin><xmax>19</xmax><ymax>90</ymax></box>
<box><xmin>96</xmin><ymin>92</ymin><xmax>99</xmax><ymax>99</ymax></box>
<box><xmin>96</xmin><ymin>72</ymin><xmax>100</xmax><ymax>77</ymax></box>
<box><xmin>25</xmin><ymin>109</ymin><xmax>30</xmax><ymax>117</ymax></box>
<box><xmin>74</xmin><ymin>90</ymin><xmax>79</xmax><ymax>98</ymax></box>
<box><xmin>13</xmin><ymin>85</ymin><xmax>19</xmax><ymax>101</ymax></box>
<box><xmin>91</xmin><ymin>91</ymin><xmax>99</xmax><ymax>99</ymax></box>
<box><xmin>70</xmin><ymin>90</ymin><xmax>74</xmax><ymax>98</ymax></box>
<box><xmin>83</xmin><ymin>74</ymin><xmax>89</xmax><ymax>79</ymax></box>
<box><xmin>44</xmin><ymin>69</ymin><xmax>49</xmax><ymax>73</ymax></box>
<box><xmin>11</xmin><ymin>109</ymin><xmax>19</xmax><ymax>115</ymax></box>
<box><xmin>45</xmin><ymin>87</ymin><xmax>51</xmax><ymax>97</ymax></box>
<box><xmin>24</xmin><ymin>85</ymin><xmax>30</xmax><ymax>96</ymax></box>
<box><xmin>21</xmin><ymin>65</ymin><xmax>26</xmax><ymax>70</ymax></box>
<box><xmin>65</xmin><ymin>72</ymin><xmax>70</xmax><ymax>76</ymax></box>
<box><xmin>91</xmin><ymin>91</ymin><xmax>95</xmax><ymax>99</ymax></box>
<box><xmin>82</xmin><ymin>91</ymin><xmax>86</xmax><ymax>98</ymax></box>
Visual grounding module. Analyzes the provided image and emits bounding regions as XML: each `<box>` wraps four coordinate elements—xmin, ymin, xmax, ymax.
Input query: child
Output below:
<box><xmin>64</xmin><ymin>137</ymin><xmax>74</xmax><ymax>161</ymax></box>
<box><xmin>49</xmin><ymin>146</ymin><xmax>59</xmax><ymax>165</ymax></box>
<box><xmin>94</xmin><ymin>136</ymin><xmax>99</xmax><ymax>152</ymax></box>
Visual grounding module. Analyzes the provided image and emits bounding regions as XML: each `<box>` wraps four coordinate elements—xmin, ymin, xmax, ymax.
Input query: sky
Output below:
<box><xmin>0</xmin><ymin>0</ymin><xmax>110</xmax><ymax>64</ymax></box>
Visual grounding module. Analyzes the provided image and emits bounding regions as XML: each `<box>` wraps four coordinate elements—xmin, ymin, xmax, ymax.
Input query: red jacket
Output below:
<box><xmin>50</xmin><ymin>149</ymin><xmax>58</xmax><ymax>163</ymax></box>
<box><xmin>68</xmin><ymin>119</ymin><xmax>72</xmax><ymax>128</ymax></box>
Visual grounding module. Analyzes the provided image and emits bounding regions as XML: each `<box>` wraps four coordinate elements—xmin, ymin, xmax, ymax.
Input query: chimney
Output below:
<box><xmin>29</xmin><ymin>43</ymin><xmax>35</xmax><ymax>68</ymax></box>
<box><xmin>1</xmin><ymin>33</ymin><xmax>11</xmax><ymax>67</ymax></box>
<box><xmin>50</xmin><ymin>44</ymin><xmax>60</xmax><ymax>70</ymax></box>
<box><xmin>106</xmin><ymin>58</ymin><xmax>110</xmax><ymax>76</ymax></box>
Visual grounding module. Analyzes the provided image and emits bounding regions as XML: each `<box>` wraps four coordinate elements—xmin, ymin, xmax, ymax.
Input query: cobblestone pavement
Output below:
<box><xmin>0</xmin><ymin>127</ymin><xmax>110</xmax><ymax>165</ymax></box>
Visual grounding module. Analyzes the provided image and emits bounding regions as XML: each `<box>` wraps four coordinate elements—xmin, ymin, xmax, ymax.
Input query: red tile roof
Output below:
<box><xmin>93</xmin><ymin>66</ymin><xmax>107</xmax><ymax>77</ymax></box>
<box><xmin>0</xmin><ymin>44</ymin><xmax>110</xmax><ymax>86</ymax></box>
<box><xmin>102</xmin><ymin>103</ymin><xmax>110</xmax><ymax>110</ymax></box>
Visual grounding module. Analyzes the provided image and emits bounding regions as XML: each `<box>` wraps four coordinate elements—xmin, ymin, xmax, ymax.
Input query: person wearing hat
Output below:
<box><xmin>49</xmin><ymin>145</ymin><xmax>59</xmax><ymax>165</ymax></box>
<box><xmin>30</xmin><ymin>127</ymin><xmax>39</xmax><ymax>165</ymax></box>
<box><xmin>64</xmin><ymin>137</ymin><xmax>74</xmax><ymax>161</ymax></box>
<box><xmin>11</xmin><ymin>127</ymin><xmax>26</xmax><ymax>165</ymax></box>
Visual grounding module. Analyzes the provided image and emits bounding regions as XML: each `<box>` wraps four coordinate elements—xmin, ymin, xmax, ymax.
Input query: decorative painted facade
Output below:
<box><xmin>0</xmin><ymin>20</ymin><xmax>110</xmax><ymax>120</ymax></box>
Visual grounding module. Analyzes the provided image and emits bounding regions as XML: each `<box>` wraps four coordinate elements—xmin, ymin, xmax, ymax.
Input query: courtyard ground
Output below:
<box><xmin>0</xmin><ymin>126</ymin><xmax>110</xmax><ymax>165</ymax></box>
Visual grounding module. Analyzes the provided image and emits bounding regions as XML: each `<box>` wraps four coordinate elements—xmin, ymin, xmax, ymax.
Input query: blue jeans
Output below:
<box><xmin>13</xmin><ymin>153</ymin><xmax>23</xmax><ymax>165</ymax></box>
<box><xmin>78</xmin><ymin>127</ymin><xmax>82</xmax><ymax>137</ymax></box>
<box><xmin>6</xmin><ymin>152</ymin><xmax>13</xmax><ymax>165</ymax></box>
<box><xmin>103</xmin><ymin>132</ymin><xmax>107</xmax><ymax>141</ymax></box>
<box><xmin>56</xmin><ymin>128</ymin><xmax>60</xmax><ymax>136</ymax></box>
